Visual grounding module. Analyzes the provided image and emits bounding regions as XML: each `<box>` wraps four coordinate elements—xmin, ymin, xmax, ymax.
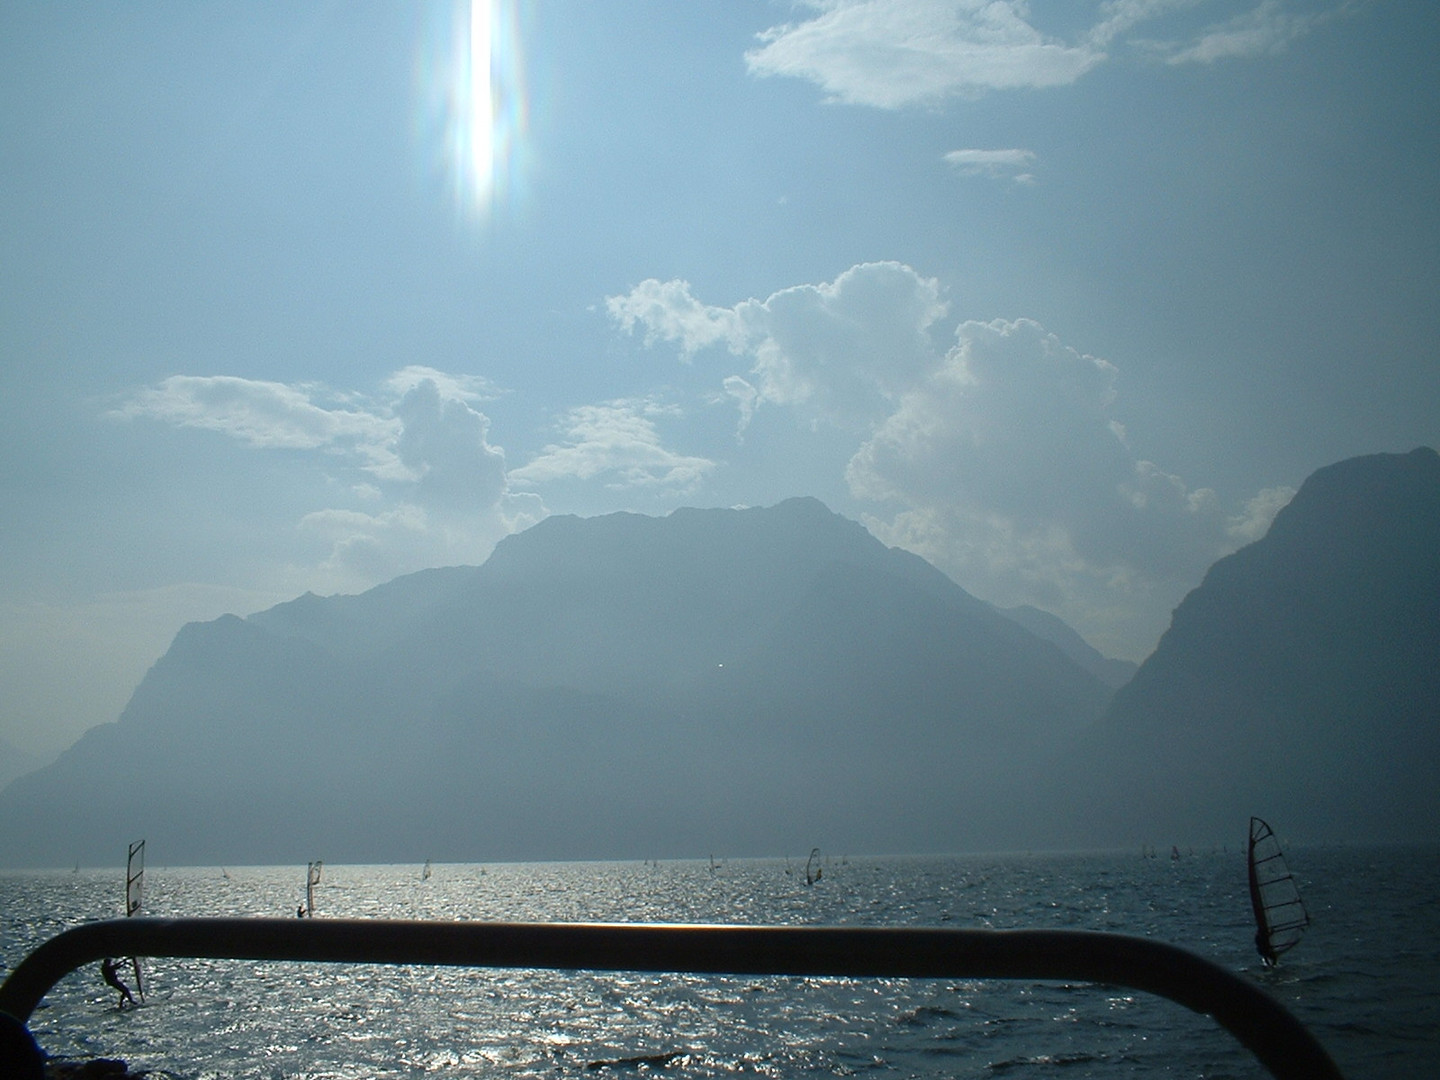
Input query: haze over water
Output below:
<box><xmin>4</xmin><ymin>848</ymin><xmax>1437</xmax><ymax>1078</ymax></box>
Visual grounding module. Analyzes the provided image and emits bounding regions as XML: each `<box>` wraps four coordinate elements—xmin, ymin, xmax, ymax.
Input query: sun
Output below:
<box><xmin>429</xmin><ymin>0</ymin><xmax>527</xmax><ymax>222</ymax></box>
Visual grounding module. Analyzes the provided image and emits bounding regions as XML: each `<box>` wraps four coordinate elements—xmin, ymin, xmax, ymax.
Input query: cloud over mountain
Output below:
<box><xmin>608</xmin><ymin>262</ymin><xmax>1292</xmax><ymax>657</ymax></box>
<box><xmin>115</xmin><ymin>368</ymin><xmax>540</xmax><ymax>589</ymax></box>
<box><xmin>508</xmin><ymin>398</ymin><xmax>717</xmax><ymax>492</ymax></box>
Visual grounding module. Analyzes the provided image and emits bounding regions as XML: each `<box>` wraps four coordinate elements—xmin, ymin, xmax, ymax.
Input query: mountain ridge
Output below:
<box><xmin>0</xmin><ymin>497</ymin><xmax>1112</xmax><ymax>867</ymax></box>
<box><xmin>4</xmin><ymin>451</ymin><xmax>1435</xmax><ymax>868</ymax></box>
<box><xmin>1064</xmin><ymin>446</ymin><xmax>1440</xmax><ymax>846</ymax></box>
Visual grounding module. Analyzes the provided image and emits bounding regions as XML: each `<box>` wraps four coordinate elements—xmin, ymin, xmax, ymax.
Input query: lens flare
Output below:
<box><xmin>422</xmin><ymin>0</ymin><xmax>528</xmax><ymax>223</ymax></box>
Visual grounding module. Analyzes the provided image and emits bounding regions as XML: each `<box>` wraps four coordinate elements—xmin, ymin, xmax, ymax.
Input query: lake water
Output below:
<box><xmin>3</xmin><ymin>847</ymin><xmax>1437</xmax><ymax>1078</ymax></box>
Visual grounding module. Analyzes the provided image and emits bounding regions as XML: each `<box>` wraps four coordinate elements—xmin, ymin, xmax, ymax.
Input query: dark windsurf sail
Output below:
<box><xmin>805</xmin><ymin>847</ymin><xmax>822</xmax><ymax>886</ymax></box>
<box><xmin>1248</xmin><ymin>817</ymin><xmax>1309</xmax><ymax>966</ymax></box>
<box><xmin>125</xmin><ymin>839</ymin><xmax>146</xmax><ymax>1000</ymax></box>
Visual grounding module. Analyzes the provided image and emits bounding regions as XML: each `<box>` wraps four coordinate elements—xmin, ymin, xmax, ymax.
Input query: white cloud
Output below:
<box><xmin>384</xmin><ymin>365</ymin><xmax>502</xmax><ymax>404</ymax></box>
<box><xmin>1087</xmin><ymin>0</ymin><xmax>1199</xmax><ymax>49</ymax></box>
<box><xmin>944</xmin><ymin>147</ymin><xmax>1037</xmax><ymax>182</ymax></box>
<box><xmin>605</xmin><ymin>279</ymin><xmax>746</xmax><ymax>357</ymax></box>
<box><xmin>745</xmin><ymin>1</ymin><xmax>1348</xmax><ymax>108</ymax></box>
<box><xmin>846</xmin><ymin>316</ymin><xmax>1244</xmax><ymax>585</ymax></box>
<box><xmin>297</xmin><ymin>504</ymin><xmax>432</xmax><ymax>583</ymax></box>
<box><xmin>610</xmin><ymin>261</ymin><xmax>947</xmax><ymax>427</ymax></box>
<box><xmin>612</xmin><ymin>260</ymin><xmax>1292</xmax><ymax>658</ymax></box>
<box><xmin>747</xmin><ymin>0</ymin><xmax>1104</xmax><ymax>108</ymax></box>
<box><xmin>114</xmin><ymin>368</ymin><xmax>541</xmax><ymax>589</ymax></box>
<box><xmin>722</xmin><ymin>375</ymin><xmax>760</xmax><ymax>438</ymax></box>
<box><xmin>114</xmin><ymin>374</ymin><xmax>398</xmax><ymax>456</ymax></box>
<box><xmin>1164</xmin><ymin>0</ymin><xmax>1324</xmax><ymax>64</ymax></box>
<box><xmin>1227</xmin><ymin>484</ymin><xmax>1295</xmax><ymax>542</ymax></box>
<box><xmin>391</xmin><ymin>377</ymin><xmax>509</xmax><ymax>508</ymax></box>
<box><xmin>116</xmin><ymin>370</ymin><xmax>510</xmax><ymax>493</ymax></box>
<box><xmin>508</xmin><ymin>399</ymin><xmax>718</xmax><ymax>491</ymax></box>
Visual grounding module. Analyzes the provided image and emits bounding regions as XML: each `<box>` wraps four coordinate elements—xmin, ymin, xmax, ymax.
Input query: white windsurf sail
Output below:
<box><xmin>125</xmin><ymin>839</ymin><xmax>146</xmax><ymax>1000</ymax></box>
<box><xmin>306</xmin><ymin>860</ymin><xmax>323</xmax><ymax>917</ymax></box>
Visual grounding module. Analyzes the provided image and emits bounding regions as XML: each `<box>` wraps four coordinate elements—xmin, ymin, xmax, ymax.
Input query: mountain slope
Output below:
<box><xmin>1067</xmin><ymin>447</ymin><xmax>1440</xmax><ymax>845</ymax></box>
<box><xmin>0</xmin><ymin>498</ymin><xmax>1111</xmax><ymax>867</ymax></box>
<box><xmin>998</xmin><ymin>605</ymin><xmax>1137</xmax><ymax>689</ymax></box>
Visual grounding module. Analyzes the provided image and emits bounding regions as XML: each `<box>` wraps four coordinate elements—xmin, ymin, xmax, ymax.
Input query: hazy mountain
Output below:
<box><xmin>997</xmin><ymin>605</ymin><xmax>1137</xmax><ymax>690</ymax></box>
<box><xmin>0</xmin><ymin>734</ymin><xmax>48</xmax><ymax>790</ymax></box>
<box><xmin>0</xmin><ymin>498</ymin><xmax>1113</xmax><ymax>867</ymax></box>
<box><xmin>1061</xmin><ymin>447</ymin><xmax>1440</xmax><ymax>848</ymax></box>
<box><xmin>10</xmin><ymin>448</ymin><xmax>1430</xmax><ymax>870</ymax></box>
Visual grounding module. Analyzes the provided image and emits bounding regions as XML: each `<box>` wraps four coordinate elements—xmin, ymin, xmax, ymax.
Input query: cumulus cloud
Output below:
<box><xmin>508</xmin><ymin>399</ymin><xmax>717</xmax><ymax>491</ymax></box>
<box><xmin>845</xmin><ymin>315</ymin><xmax>1263</xmax><ymax>594</ymax></box>
<box><xmin>944</xmin><ymin>147</ymin><xmax>1037</xmax><ymax>183</ymax></box>
<box><xmin>611</xmin><ymin>260</ymin><xmax>1291</xmax><ymax>657</ymax></box>
<box><xmin>605</xmin><ymin>279</ymin><xmax>746</xmax><ymax>357</ymax></box>
<box><xmin>114</xmin><ymin>369</ymin><xmax>540</xmax><ymax>586</ymax></box>
<box><xmin>747</xmin><ymin>0</ymin><xmax>1104</xmax><ymax>107</ymax></box>
<box><xmin>610</xmin><ymin>261</ymin><xmax>947</xmax><ymax>428</ymax></box>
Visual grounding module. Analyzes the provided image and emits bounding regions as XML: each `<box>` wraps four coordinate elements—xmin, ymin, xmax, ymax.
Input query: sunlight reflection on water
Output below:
<box><xmin>3</xmin><ymin>849</ymin><xmax>1437</xmax><ymax>1078</ymax></box>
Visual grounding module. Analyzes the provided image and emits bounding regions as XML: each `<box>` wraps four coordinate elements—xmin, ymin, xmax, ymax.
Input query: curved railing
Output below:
<box><xmin>0</xmin><ymin>918</ymin><xmax>1344</xmax><ymax>1079</ymax></box>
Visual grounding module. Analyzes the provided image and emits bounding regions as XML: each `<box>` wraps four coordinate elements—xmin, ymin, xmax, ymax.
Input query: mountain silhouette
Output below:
<box><xmin>6</xmin><ymin>447</ymin><xmax>1434</xmax><ymax>869</ymax></box>
<box><xmin>997</xmin><ymin>605</ymin><xmax>1137</xmax><ymax>689</ymax></box>
<box><xmin>1064</xmin><ymin>447</ymin><xmax>1440</xmax><ymax>846</ymax></box>
<box><xmin>0</xmin><ymin>498</ymin><xmax>1111</xmax><ymax>867</ymax></box>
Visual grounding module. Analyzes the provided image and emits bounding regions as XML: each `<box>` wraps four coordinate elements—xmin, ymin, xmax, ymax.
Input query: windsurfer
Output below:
<box><xmin>1254</xmin><ymin>929</ymin><xmax>1278</xmax><ymax>967</ymax></box>
<box><xmin>100</xmin><ymin>957</ymin><xmax>137</xmax><ymax>1009</ymax></box>
<box><xmin>297</xmin><ymin>904</ymin><xmax>307</xmax><ymax>918</ymax></box>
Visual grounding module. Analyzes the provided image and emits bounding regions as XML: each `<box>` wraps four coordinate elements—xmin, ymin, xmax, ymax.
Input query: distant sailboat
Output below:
<box><xmin>805</xmin><ymin>847</ymin><xmax>822</xmax><ymax>886</ymax></box>
<box><xmin>125</xmin><ymin>840</ymin><xmax>146</xmax><ymax>1001</ymax></box>
<box><xmin>1248</xmin><ymin>817</ymin><xmax>1310</xmax><ymax>966</ymax></box>
<box><xmin>421</xmin><ymin>859</ymin><xmax>432</xmax><ymax>881</ymax></box>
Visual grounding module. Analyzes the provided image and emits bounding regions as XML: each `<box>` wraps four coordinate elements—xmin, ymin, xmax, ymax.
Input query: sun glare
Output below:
<box><xmin>427</xmin><ymin>0</ymin><xmax>527</xmax><ymax>223</ymax></box>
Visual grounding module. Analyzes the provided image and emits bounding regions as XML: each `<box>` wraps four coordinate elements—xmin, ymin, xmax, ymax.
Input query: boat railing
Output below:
<box><xmin>0</xmin><ymin>918</ymin><xmax>1345</xmax><ymax>1079</ymax></box>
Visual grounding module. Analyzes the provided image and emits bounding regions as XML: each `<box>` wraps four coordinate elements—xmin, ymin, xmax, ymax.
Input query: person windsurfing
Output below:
<box><xmin>100</xmin><ymin>957</ymin><xmax>137</xmax><ymax>1009</ymax></box>
<box><xmin>1255</xmin><ymin>927</ymin><xmax>1278</xmax><ymax>967</ymax></box>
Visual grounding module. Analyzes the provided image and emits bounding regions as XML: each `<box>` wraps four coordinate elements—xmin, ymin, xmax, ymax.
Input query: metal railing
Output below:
<box><xmin>0</xmin><ymin>918</ymin><xmax>1344</xmax><ymax>1079</ymax></box>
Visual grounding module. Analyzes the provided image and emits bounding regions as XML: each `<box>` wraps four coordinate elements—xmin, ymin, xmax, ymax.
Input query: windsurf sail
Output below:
<box><xmin>1248</xmin><ymin>817</ymin><xmax>1309</xmax><ymax>965</ymax></box>
<box><xmin>306</xmin><ymin>860</ymin><xmax>323</xmax><ymax>917</ymax></box>
<box><xmin>125</xmin><ymin>840</ymin><xmax>146</xmax><ymax>1000</ymax></box>
<box><xmin>422</xmin><ymin>859</ymin><xmax>432</xmax><ymax>881</ymax></box>
<box><xmin>805</xmin><ymin>847</ymin><xmax>822</xmax><ymax>886</ymax></box>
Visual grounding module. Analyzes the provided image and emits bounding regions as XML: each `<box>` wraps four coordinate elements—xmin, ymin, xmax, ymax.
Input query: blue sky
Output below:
<box><xmin>2</xmin><ymin>0</ymin><xmax>1436</xmax><ymax>758</ymax></box>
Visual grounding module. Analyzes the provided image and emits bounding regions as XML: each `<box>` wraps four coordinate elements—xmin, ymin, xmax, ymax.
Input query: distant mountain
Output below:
<box><xmin>0</xmin><ymin>734</ymin><xmax>48</xmax><ymax>790</ymax></box>
<box><xmin>0</xmin><ymin>498</ymin><xmax>1113</xmax><ymax>868</ymax></box>
<box><xmin>1064</xmin><ymin>447</ymin><xmax>1440</xmax><ymax>847</ymax></box>
<box><xmin>997</xmin><ymin>605</ymin><xmax>1137</xmax><ymax>690</ymax></box>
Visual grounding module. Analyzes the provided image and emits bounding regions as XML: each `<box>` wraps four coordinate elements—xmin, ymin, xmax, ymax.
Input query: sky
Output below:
<box><xmin>2</xmin><ymin>0</ymin><xmax>1437</xmax><ymax>761</ymax></box>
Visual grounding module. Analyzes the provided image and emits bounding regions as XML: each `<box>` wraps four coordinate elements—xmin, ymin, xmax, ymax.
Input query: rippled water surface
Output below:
<box><xmin>3</xmin><ymin>848</ymin><xmax>1437</xmax><ymax>1078</ymax></box>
